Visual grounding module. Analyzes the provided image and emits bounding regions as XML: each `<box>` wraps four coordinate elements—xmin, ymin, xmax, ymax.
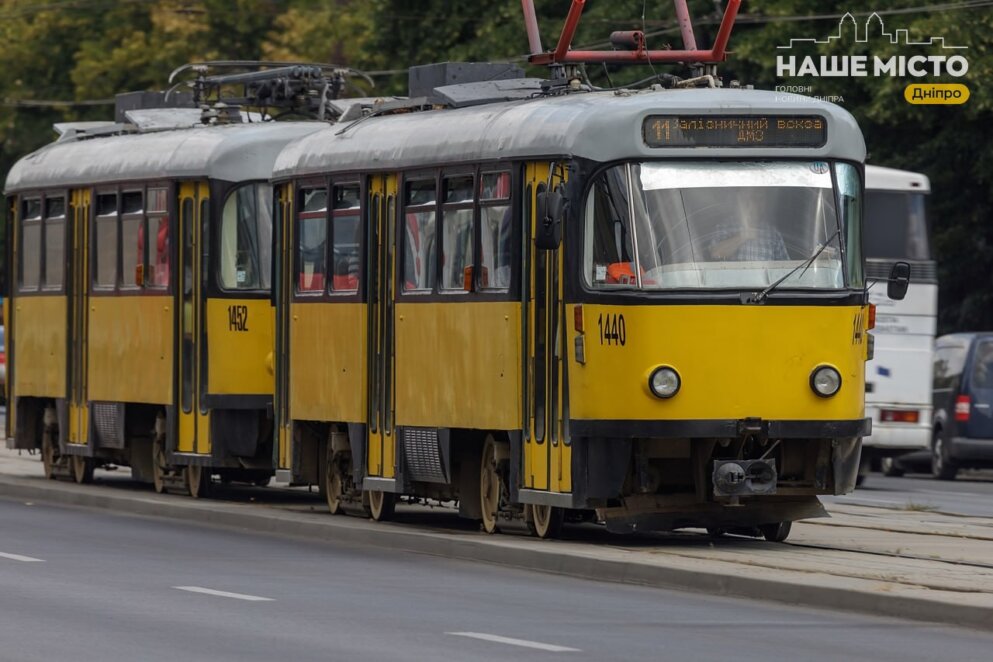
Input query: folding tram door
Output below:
<box><xmin>65</xmin><ymin>188</ymin><xmax>93</xmax><ymax>481</ymax></box>
<box><xmin>156</xmin><ymin>180</ymin><xmax>211</xmax><ymax>495</ymax></box>
<box><xmin>523</xmin><ymin>162</ymin><xmax>571</xmax><ymax>537</ymax></box>
<box><xmin>364</xmin><ymin>173</ymin><xmax>399</xmax><ymax>520</ymax></box>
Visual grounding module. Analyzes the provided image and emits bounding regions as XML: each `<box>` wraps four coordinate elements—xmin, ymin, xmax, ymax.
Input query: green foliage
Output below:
<box><xmin>0</xmin><ymin>0</ymin><xmax>990</xmax><ymax>330</ymax></box>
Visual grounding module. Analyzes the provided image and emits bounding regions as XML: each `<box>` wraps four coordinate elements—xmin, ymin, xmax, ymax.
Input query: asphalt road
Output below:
<box><xmin>831</xmin><ymin>469</ymin><xmax>993</xmax><ymax>517</ymax></box>
<box><xmin>2</xmin><ymin>498</ymin><xmax>993</xmax><ymax>662</ymax></box>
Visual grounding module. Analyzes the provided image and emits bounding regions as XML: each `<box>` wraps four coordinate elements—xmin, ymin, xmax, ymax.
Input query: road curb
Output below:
<box><xmin>2</xmin><ymin>474</ymin><xmax>991</xmax><ymax>630</ymax></box>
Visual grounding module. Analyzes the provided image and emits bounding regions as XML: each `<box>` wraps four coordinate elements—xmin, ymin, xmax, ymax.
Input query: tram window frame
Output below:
<box><xmin>218</xmin><ymin>182</ymin><xmax>274</xmax><ymax>293</ymax></box>
<box><xmin>42</xmin><ymin>195</ymin><xmax>66</xmax><ymax>292</ymax></box>
<box><xmin>120</xmin><ymin>190</ymin><xmax>144</xmax><ymax>291</ymax></box>
<box><xmin>92</xmin><ymin>191</ymin><xmax>119</xmax><ymax>291</ymax></box>
<box><xmin>440</xmin><ymin>173</ymin><xmax>475</xmax><ymax>293</ymax></box>
<box><xmin>401</xmin><ymin>176</ymin><xmax>439</xmax><ymax>294</ymax></box>
<box><xmin>295</xmin><ymin>182</ymin><xmax>329</xmax><ymax>296</ymax></box>
<box><xmin>478</xmin><ymin>171</ymin><xmax>513</xmax><ymax>291</ymax></box>
<box><xmin>145</xmin><ymin>186</ymin><xmax>171</xmax><ymax>291</ymax></box>
<box><xmin>18</xmin><ymin>196</ymin><xmax>42</xmax><ymax>292</ymax></box>
<box><xmin>330</xmin><ymin>182</ymin><xmax>362</xmax><ymax>294</ymax></box>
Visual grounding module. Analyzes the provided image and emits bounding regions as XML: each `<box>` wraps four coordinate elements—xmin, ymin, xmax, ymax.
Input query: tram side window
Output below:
<box><xmin>146</xmin><ymin>187</ymin><xmax>170</xmax><ymax>289</ymax></box>
<box><xmin>835</xmin><ymin>163</ymin><xmax>864</xmax><ymax>288</ymax></box>
<box><xmin>403</xmin><ymin>179</ymin><xmax>437</xmax><ymax>292</ymax></box>
<box><xmin>441</xmin><ymin>175</ymin><xmax>474</xmax><ymax>291</ymax></box>
<box><xmin>19</xmin><ymin>198</ymin><xmax>42</xmax><ymax>291</ymax></box>
<box><xmin>479</xmin><ymin>172</ymin><xmax>512</xmax><ymax>290</ymax></box>
<box><xmin>331</xmin><ymin>184</ymin><xmax>361</xmax><ymax>292</ymax></box>
<box><xmin>220</xmin><ymin>183</ymin><xmax>273</xmax><ymax>291</ymax></box>
<box><xmin>586</xmin><ymin>166</ymin><xmax>636</xmax><ymax>286</ymax></box>
<box><xmin>297</xmin><ymin>187</ymin><xmax>327</xmax><ymax>293</ymax></box>
<box><xmin>94</xmin><ymin>193</ymin><xmax>118</xmax><ymax>288</ymax></box>
<box><xmin>43</xmin><ymin>196</ymin><xmax>65</xmax><ymax>290</ymax></box>
<box><xmin>121</xmin><ymin>191</ymin><xmax>143</xmax><ymax>288</ymax></box>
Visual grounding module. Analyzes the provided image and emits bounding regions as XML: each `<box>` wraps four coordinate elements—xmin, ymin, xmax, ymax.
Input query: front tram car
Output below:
<box><xmin>271</xmin><ymin>2</ymin><xmax>900</xmax><ymax>541</ymax></box>
<box><xmin>3</xmin><ymin>84</ymin><xmax>324</xmax><ymax>495</ymax></box>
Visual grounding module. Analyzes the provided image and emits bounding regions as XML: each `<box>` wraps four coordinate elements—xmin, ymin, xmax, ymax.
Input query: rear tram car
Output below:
<box><xmin>271</xmin><ymin>62</ymin><xmax>880</xmax><ymax>540</ymax></box>
<box><xmin>3</xmin><ymin>94</ymin><xmax>321</xmax><ymax>495</ymax></box>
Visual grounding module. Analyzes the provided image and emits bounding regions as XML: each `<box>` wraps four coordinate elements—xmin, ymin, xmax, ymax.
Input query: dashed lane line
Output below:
<box><xmin>0</xmin><ymin>552</ymin><xmax>45</xmax><ymax>563</ymax></box>
<box><xmin>172</xmin><ymin>586</ymin><xmax>274</xmax><ymax>602</ymax></box>
<box><xmin>446</xmin><ymin>632</ymin><xmax>580</xmax><ymax>653</ymax></box>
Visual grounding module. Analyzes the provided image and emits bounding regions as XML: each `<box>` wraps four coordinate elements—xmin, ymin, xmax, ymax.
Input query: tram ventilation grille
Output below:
<box><xmin>402</xmin><ymin>428</ymin><xmax>448</xmax><ymax>484</ymax></box>
<box><xmin>92</xmin><ymin>403</ymin><xmax>124</xmax><ymax>449</ymax></box>
<box><xmin>865</xmin><ymin>260</ymin><xmax>936</xmax><ymax>283</ymax></box>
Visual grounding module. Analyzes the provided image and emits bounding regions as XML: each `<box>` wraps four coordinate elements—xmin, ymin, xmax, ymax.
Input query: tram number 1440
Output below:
<box><xmin>597</xmin><ymin>313</ymin><xmax>626</xmax><ymax>346</ymax></box>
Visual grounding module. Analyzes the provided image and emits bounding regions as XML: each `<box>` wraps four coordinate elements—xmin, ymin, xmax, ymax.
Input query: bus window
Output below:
<box><xmin>403</xmin><ymin>179</ymin><xmax>437</xmax><ymax>292</ymax></box>
<box><xmin>480</xmin><ymin>172</ymin><xmax>512</xmax><ymax>290</ymax></box>
<box><xmin>220</xmin><ymin>183</ymin><xmax>273</xmax><ymax>291</ymax></box>
<box><xmin>297</xmin><ymin>187</ymin><xmax>327</xmax><ymax>293</ymax></box>
<box><xmin>864</xmin><ymin>191</ymin><xmax>930</xmax><ymax>261</ymax></box>
<box><xmin>94</xmin><ymin>193</ymin><xmax>118</xmax><ymax>289</ymax></box>
<box><xmin>441</xmin><ymin>175</ymin><xmax>473</xmax><ymax>291</ymax></box>
<box><xmin>19</xmin><ymin>198</ymin><xmax>42</xmax><ymax>291</ymax></box>
<box><xmin>121</xmin><ymin>191</ymin><xmax>143</xmax><ymax>288</ymax></box>
<box><xmin>146</xmin><ymin>187</ymin><xmax>169</xmax><ymax>289</ymax></box>
<box><xmin>331</xmin><ymin>184</ymin><xmax>360</xmax><ymax>292</ymax></box>
<box><xmin>43</xmin><ymin>196</ymin><xmax>65</xmax><ymax>290</ymax></box>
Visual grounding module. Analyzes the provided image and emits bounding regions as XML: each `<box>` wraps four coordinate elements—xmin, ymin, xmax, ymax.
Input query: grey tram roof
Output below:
<box><xmin>273</xmin><ymin>87</ymin><xmax>866</xmax><ymax>180</ymax></box>
<box><xmin>5</xmin><ymin>119</ymin><xmax>323</xmax><ymax>194</ymax></box>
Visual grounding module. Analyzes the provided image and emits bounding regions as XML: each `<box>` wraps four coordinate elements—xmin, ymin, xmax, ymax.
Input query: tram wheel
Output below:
<box><xmin>760</xmin><ymin>521</ymin><xmax>792</xmax><ymax>543</ymax></box>
<box><xmin>366</xmin><ymin>490</ymin><xmax>396</xmax><ymax>522</ymax></box>
<box><xmin>41</xmin><ymin>428</ymin><xmax>60</xmax><ymax>480</ymax></box>
<box><xmin>186</xmin><ymin>464</ymin><xmax>211</xmax><ymax>499</ymax></box>
<box><xmin>480</xmin><ymin>436</ymin><xmax>502</xmax><ymax>534</ymax></box>
<box><xmin>151</xmin><ymin>437</ymin><xmax>167</xmax><ymax>494</ymax></box>
<box><xmin>325</xmin><ymin>455</ymin><xmax>344</xmax><ymax>515</ymax></box>
<box><xmin>71</xmin><ymin>455</ymin><xmax>94</xmax><ymax>485</ymax></box>
<box><xmin>528</xmin><ymin>504</ymin><xmax>564</xmax><ymax>539</ymax></box>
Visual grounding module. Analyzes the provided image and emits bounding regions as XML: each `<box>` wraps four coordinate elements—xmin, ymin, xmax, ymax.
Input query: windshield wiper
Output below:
<box><xmin>747</xmin><ymin>228</ymin><xmax>842</xmax><ymax>304</ymax></box>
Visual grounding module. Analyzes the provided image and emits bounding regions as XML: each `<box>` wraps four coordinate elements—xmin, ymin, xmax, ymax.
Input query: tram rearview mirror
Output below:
<box><xmin>536</xmin><ymin>190</ymin><xmax>564</xmax><ymax>250</ymax></box>
<box><xmin>887</xmin><ymin>261</ymin><xmax>910</xmax><ymax>301</ymax></box>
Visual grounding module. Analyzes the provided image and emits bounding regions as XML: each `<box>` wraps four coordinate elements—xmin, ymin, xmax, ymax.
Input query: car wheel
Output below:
<box><xmin>931</xmin><ymin>428</ymin><xmax>958</xmax><ymax>481</ymax></box>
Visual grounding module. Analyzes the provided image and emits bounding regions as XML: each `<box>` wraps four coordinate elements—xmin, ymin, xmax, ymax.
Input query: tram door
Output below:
<box><xmin>525</xmin><ymin>163</ymin><xmax>571</xmax><ymax>494</ymax></box>
<box><xmin>176</xmin><ymin>182</ymin><xmax>210</xmax><ymax>455</ymax></box>
<box><xmin>67</xmin><ymin>189</ymin><xmax>91</xmax><ymax>447</ymax></box>
<box><xmin>365</xmin><ymin>174</ymin><xmax>398</xmax><ymax>482</ymax></box>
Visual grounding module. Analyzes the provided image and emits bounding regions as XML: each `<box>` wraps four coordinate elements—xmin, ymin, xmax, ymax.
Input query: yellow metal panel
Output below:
<box><xmin>206</xmin><ymin>298</ymin><xmax>274</xmax><ymax>395</ymax></box>
<box><xmin>569</xmin><ymin>304</ymin><xmax>867</xmax><ymax>422</ymax></box>
<box><xmin>288</xmin><ymin>302</ymin><xmax>367</xmax><ymax>423</ymax></box>
<box><xmin>86</xmin><ymin>296</ymin><xmax>173</xmax><ymax>404</ymax></box>
<box><xmin>394</xmin><ymin>301</ymin><xmax>521</xmax><ymax>429</ymax></box>
<box><xmin>12</xmin><ymin>296</ymin><xmax>67</xmax><ymax>397</ymax></box>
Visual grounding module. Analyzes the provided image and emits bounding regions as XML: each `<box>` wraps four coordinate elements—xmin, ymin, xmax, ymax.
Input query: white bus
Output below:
<box><xmin>860</xmin><ymin>165</ymin><xmax>937</xmax><ymax>481</ymax></box>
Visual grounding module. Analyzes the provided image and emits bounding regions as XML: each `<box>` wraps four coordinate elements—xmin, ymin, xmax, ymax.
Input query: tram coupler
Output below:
<box><xmin>712</xmin><ymin>459</ymin><xmax>777</xmax><ymax>497</ymax></box>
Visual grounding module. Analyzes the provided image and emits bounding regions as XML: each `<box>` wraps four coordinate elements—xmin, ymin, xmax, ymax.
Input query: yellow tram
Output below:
<box><xmin>3</xmin><ymin>93</ymin><xmax>321</xmax><ymax>495</ymax></box>
<box><xmin>270</xmin><ymin>61</ymin><xmax>899</xmax><ymax>540</ymax></box>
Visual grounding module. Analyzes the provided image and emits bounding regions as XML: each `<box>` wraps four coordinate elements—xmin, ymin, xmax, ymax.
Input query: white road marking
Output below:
<box><xmin>172</xmin><ymin>586</ymin><xmax>273</xmax><ymax>602</ymax></box>
<box><xmin>446</xmin><ymin>632</ymin><xmax>580</xmax><ymax>652</ymax></box>
<box><xmin>0</xmin><ymin>552</ymin><xmax>45</xmax><ymax>563</ymax></box>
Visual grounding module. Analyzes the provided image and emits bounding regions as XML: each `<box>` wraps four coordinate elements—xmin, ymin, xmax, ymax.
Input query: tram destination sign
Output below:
<box><xmin>643</xmin><ymin>115</ymin><xmax>827</xmax><ymax>148</ymax></box>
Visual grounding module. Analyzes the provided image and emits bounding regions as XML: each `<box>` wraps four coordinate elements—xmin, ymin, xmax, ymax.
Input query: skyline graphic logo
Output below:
<box><xmin>776</xmin><ymin>12</ymin><xmax>969</xmax><ymax>78</ymax></box>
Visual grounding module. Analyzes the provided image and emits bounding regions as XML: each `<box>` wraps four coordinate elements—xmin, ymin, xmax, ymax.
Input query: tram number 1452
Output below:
<box><xmin>597</xmin><ymin>313</ymin><xmax>626</xmax><ymax>346</ymax></box>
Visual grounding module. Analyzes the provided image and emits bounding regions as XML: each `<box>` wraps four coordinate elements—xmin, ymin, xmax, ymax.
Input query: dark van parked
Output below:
<box><xmin>931</xmin><ymin>333</ymin><xmax>993</xmax><ymax>479</ymax></box>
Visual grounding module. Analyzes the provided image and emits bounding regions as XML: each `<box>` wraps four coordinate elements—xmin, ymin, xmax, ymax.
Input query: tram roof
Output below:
<box><xmin>864</xmin><ymin>164</ymin><xmax>931</xmax><ymax>193</ymax></box>
<box><xmin>273</xmin><ymin>88</ymin><xmax>866</xmax><ymax>179</ymax></box>
<box><xmin>5</xmin><ymin>120</ymin><xmax>323</xmax><ymax>194</ymax></box>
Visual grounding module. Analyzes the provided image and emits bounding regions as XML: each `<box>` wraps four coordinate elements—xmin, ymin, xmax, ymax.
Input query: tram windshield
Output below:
<box><xmin>584</xmin><ymin>161</ymin><xmax>862</xmax><ymax>291</ymax></box>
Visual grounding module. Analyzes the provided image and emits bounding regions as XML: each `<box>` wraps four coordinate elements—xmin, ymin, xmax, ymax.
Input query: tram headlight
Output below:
<box><xmin>810</xmin><ymin>365</ymin><xmax>842</xmax><ymax>398</ymax></box>
<box><xmin>649</xmin><ymin>366</ymin><xmax>681</xmax><ymax>399</ymax></box>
